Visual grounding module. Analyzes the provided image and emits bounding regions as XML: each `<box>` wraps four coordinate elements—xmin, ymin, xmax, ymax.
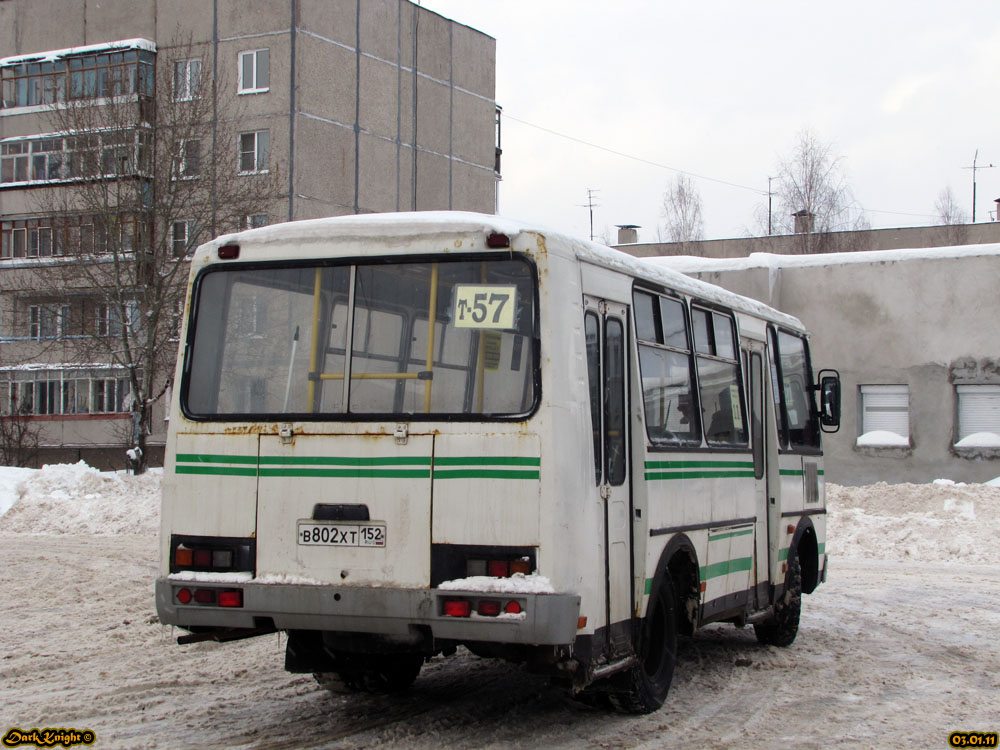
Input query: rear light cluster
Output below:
<box><xmin>174</xmin><ymin>545</ymin><xmax>235</xmax><ymax>570</ymax></box>
<box><xmin>174</xmin><ymin>587</ymin><xmax>243</xmax><ymax>608</ymax></box>
<box><xmin>467</xmin><ymin>556</ymin><xmax>532</xmax><ymax>578</ymax></box>
<box><xmin>442</xmin><ymin>598</ymin><xmax>523</xmax><ymax>618</ymax></box>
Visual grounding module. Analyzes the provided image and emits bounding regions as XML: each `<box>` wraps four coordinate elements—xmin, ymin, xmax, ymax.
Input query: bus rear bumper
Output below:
<box><xmin>155</xmin><ymin>578</ymin><xmax>582</xmax><ymax>646</ymax></box>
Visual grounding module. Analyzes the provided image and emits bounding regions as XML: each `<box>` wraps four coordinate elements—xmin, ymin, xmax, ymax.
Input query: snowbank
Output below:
<box><xmin>856</xmin><ymin>430</ymin><xmax>909</xmax><ymax>447</ymax></box>
<box><xmin>0</xmin><ymin>461</ymin><xmax>160</xmax><ymax>536</ymax></box>
<box><xmin>826</xmin><ymin>481</ymin><xmax>1000</xmax><ymax>564</ymax></box>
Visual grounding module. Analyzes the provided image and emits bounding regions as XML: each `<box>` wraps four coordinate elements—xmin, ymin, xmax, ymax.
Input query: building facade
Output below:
<box><xmin>0</xmin><ymin>0</ymin><xmax>498</xmax><ymax>467</ymax></box>
<box><xmin>656</xmin><ymin>247</ymin><xmax>1000</xmax><ymax>486</ymax></box>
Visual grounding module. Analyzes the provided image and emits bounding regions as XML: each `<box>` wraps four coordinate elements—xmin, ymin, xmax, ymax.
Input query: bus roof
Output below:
<box><xmin>202</xmin><ymin>211</ymin><xmax>804</xmax><ymax>332</ymax></box>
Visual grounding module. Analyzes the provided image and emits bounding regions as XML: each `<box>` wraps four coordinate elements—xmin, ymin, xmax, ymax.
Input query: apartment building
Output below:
<box><xmin>0</xmin><ymin>0</ymin><xmax>499</xmax><ymax>467</ymax></box>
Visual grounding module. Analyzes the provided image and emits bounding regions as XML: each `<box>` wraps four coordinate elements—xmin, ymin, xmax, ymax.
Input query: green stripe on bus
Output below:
<box><xmin>645</xmin><ymin>460</ymin><xmax>754</xmax><ymax>469</ymax></box>
<box><xmin>700</xmin><ymin>556</ymin><xmax>753</xmax><ymax>581</ymax></box>
<box><xmin>435</xmin><ymin>456</ymin><xmax>540</xmax><ymax>467</ymax></box>
<box><xmin>645</xmin><ymin>470</ymin><xmax>755</xmax><ymax>481</ymax></box>
<box><xmin>708</xmin><ymin>528</ymin><xmax>754</xmax><ymax>542</ymax></box>
<box><xmin>433</xmin><ymin>469</ymin><xmax>540</xmax><ymax>480</ymax></box>
<box><xmin>259</xmin><ymin>468</ymin><xmax>430</xmax><ymax>479</ymax></box>
<box><xmin>779</xmin><ymin>469</ymin><xmax>826</xmax><ymax>476</ymax></box>
<box><xmin>175</xmin><ymin>465</ymin><xmax>258</xmax><ymax>476</ymax></box>
<box><xmin>176</xmin><ymin>453</ymin><xmax>258</xmax><ymax>465</ymax></box>
<box><xmin>257</xmin><ymin>455</ymin><xmax>432</xmax><ymax>466</ymax></box>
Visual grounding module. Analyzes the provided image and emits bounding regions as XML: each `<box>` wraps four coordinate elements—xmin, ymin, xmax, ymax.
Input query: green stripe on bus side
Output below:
<box><xmin>707</xmin><ymin>528</ymin><xmax>754</xmax><ymax>542</ymax></box>
<box><xmin>779</xmin><ymin>469</ymin><xmax>826</xmax><ymax>476</ymax></box>
<box><xmin>645</xmin><ymin>460</ymin><xmax>754</xmax><ymax>470</ymax></box>
<box><xmin>434</xmin><ymin>456</ymin><xmax>540</xmax><ymax>467</ymax></box>
<box><xmin>176</xmin><ymin>453</ymin><xmax>258</xmax><ymax>465</ymax></box>
<box><xmin>700</xmin><ymin>557</ymin><xmax>753</xmax><ymax>582</ymax></box>
<box><xmin>257</xmin><ymin>455</ymin><xmax>432</xmax><ymax>467</ymax></box>
<box><xmin>175</xmin><ymin>465</ymin><xmax>259</xmax><ymax>477</ymax></box>
<box><xmin>258</xmin><ymin>467</ymin><xmax>431</xmax><ymax>479</ymax></box>
<box><xmin>645</xmin><ymin>470</ymin><xmax>755</xmax><ymax>481</ymax></box>
<box><xmin>433</xmin><ymin>469</ymin><xmax>541</xmax><ymax>480</ymax></box>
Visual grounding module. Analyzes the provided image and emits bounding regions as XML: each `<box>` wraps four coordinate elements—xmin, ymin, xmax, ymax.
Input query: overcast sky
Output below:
<box><xmin>418</xmin><ymin>1</ymin><xmax>1000</xmax><ymax>245</ymax></box>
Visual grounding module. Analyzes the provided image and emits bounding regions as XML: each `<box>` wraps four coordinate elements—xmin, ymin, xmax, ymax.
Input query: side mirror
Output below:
<box><xmin>817</xmin><ymin>369</ymin><xmax>841</xmax><ymax>433</ymax></box>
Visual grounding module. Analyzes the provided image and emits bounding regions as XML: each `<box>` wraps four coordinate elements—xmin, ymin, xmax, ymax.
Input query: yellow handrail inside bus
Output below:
<box><xmin>306</xmin><ymin>267</ymin><xmax>324</xmax><ymax>412</ymax></box>
<box><xmin>423</xmin><ymin>263</ymin><xmax>438</xmax><ymax>413</ymax></box>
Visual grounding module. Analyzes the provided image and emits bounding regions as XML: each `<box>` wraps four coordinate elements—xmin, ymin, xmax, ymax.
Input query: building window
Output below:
<box><xmin>244</xmin><ymin>213</ymin><xmax>268</xmax><ymax>230</ymax></box>
<box><xmin>2</xmin><ymin>130</ymin><xmax>150</xmax><ymax>186</ymax></box>
<box><xmin>238</xmin><ymin>49</ymin><xmax>270</xmax><ymax>93</ymax></box>
<box><xmin>239</xmin><ymin>130</ymin><xmax>269</xmax><ymax>173</ymax></box>
<box><xmin>174</xmin><ymin>139</ymin><xmax>201</xmax><ymax>179</ymax></box>
<box><xmin>172</xmin><ymin>220</ymin><xmax>195</xmax><ymax>256</ymax></box>
<box><xmin>28</xmin><ymin>304</ymin><xmax>69</xmax><ymax>340</ymax></box>
<box><xmin>1</xmin><ymin>43</ymin><xmax>154</xmax><ymax>110</ymax></box>
<box><xmin>173</xmin><ymin>58</ymin><xmax>201</xmax><ymax>101</ymax></box>
<box><xmin>955</xmin><ymin>385</ymin><xmax>1000</xmax><ymax>446</ymax></box>
<box><xmin>858</xmin><ymin>385</ymin><xmax>910</xmax><ymax>446</ymax></box>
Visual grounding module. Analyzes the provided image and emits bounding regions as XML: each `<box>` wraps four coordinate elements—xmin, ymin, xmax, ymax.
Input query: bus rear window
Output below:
<box><xmin>182</xmin><ymin>256</ymin><xmax>538</xmax><ymax>419</ymax></box>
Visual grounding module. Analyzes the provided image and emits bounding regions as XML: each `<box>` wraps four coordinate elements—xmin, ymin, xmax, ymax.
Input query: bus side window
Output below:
<box><xmin>585</xmin><ymin>311</ymin><xmax>602</xmax><ymax>485</ymax></box>
<box><xmin>632</xmin><ymin>290</ymin><xmax>700</xmax><ymax>446</ymax></box>
<box><xmin>692</xmin><ymin>308</ymin><xmax>748</xmax><ymax>448</ymax></box>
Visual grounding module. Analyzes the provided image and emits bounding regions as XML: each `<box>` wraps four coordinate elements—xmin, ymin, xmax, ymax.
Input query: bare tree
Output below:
<box><xmin>33</xmin><ymin>38</ymin><xmax>278</xmax><ymax>472</ymax></box>
<box><xmin>933</xmin><ymin>186</ymin><xmax>969</xmax><ymax>246</ymax></box>
<box><xmin>0</xmin><ymin>402</ymin><xmax>40</xmax><ymax>467</ymax></box>
<box><xmin>658</xmin><ymin>174</ymin><xmax>705</xmax><ymax>247</ymax></box>
<box><xmin>766</xmin><ymin>128</ymin><xmax>868</xmax><ymax>253</ymax></box>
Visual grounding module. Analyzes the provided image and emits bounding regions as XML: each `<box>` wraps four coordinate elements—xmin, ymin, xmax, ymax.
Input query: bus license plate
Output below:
<box><xmin>297</xmin><ymin>522</ymin><xmax>386</xmax><ymax>547</ymax></box>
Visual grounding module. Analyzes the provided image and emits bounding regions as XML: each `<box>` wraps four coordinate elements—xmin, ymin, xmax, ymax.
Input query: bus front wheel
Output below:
<box><xmin>754</xmin><ymin>550</ymin><xmax>802</xmax><ymax>647</ymax></box>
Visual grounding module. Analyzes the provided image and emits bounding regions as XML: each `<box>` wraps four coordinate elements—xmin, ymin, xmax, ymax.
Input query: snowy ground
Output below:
<box><xmin>2</xmin><ymin>464</ymin><xmax>999</xmax><ymax>749</ymax></box>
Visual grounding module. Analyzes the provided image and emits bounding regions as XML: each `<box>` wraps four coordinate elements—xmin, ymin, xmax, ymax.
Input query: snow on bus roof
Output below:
<box><xmin>207</xmin><ymin>211</ymin><xmax>803</xmax><ymax>330</ymax></box>
<box><xmin>649</xmin><ymin>242</ymin><xmax>1000</xmax><ymax>275</ymax></box>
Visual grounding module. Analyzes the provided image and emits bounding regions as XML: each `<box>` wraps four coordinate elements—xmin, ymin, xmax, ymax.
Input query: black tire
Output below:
<box><xmin>754</xmin><ymin>550</ymin><xmax>802</xmax><ymax>647</ymax></box>
<box><xmin>609</xmin><ymin>576</ymin><xmax>678</xmax><ymax>714</ymax></box>
<box><xmin>314</xmin><ymin>653</ymin><xmax>423</xmax><ymax>694</ymax></box>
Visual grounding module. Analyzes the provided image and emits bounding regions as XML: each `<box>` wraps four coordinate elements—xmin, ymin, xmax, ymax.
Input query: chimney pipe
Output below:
<box><xmin>616</xmin><ymin>224</ymin><xmax>640</xmax><ymax>244</ymax></box>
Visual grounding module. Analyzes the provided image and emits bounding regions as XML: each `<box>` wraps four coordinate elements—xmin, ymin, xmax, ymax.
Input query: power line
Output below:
<box><xmin>503</xmin><ymin>113</ymin><xmax>768</xmax><ymax>196</ymax></box>
<box><xmin>503</xmin><ymin>112</ymin><xmax>947</xmax><ymax>226</ymax></box>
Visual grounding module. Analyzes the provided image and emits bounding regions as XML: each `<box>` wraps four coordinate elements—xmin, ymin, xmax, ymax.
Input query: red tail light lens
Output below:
<box><xmin>443</xmin><ymin>599</ymin><xmax>471</xmax><ymax>617</ymax></box>
<box><xmin>505</xmin><ymin>600</ymin><xmax>522</xmax><ymax>615</ymax></box>
<box><xmin>509</xmin><ymin>558</ymin><xmax>532</xmax><ymax>575</ymax></box>
<box><xmin>218</xmin><ymin>590</ymin><xmax>243</xmax><ymax>608</ymax></box>
<box><xmin>192</xmin><ymin>549</ymin><xmax>212</xmax><ymax>567</ymax></box>
<box><xmin>193</xmin><ymin>589</ymin><xmax>216</xmax><ymax>604</ymax></box>
<box><xmin>176</xmin><ymin>588</ymin><xmax>192</xmax><ymax>604</ymax></box>
<box><xmin>478</xmin><ymin>600</ymin><xmax>502</xmax><ymax>617</ymax></box>
<box><xmin>487</xmin><ymin>560</ymin><xmax>509</xmax><ymax>578</ymax></box>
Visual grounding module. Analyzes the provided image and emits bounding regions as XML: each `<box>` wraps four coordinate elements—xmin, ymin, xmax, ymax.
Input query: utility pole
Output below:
<box><xmin>962</xmin><ymin>149</ymin><xmax>995</xmax><ymax>222</ymax></box>
<box><xmin>580</xmin><ymin>188</ymin><xmax>600</xmax><ymax>241</ymax></box>
<box><xmin>767</xmin><ymin>176</ymin><xmax>776</xmax><ymax>235</ymax></box>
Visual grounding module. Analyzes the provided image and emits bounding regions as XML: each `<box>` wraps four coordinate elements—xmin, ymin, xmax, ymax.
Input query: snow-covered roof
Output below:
<box><xmin>649</xmin><ymin>242</ymin><xmax>1000</xmax><ymax>275</ymax></box>
<box><xmin>206</xmin><ymin>211</ymin><xmax>804</xmax><ymax>330</ymax></box>
<box><xmin>0</xmin><ymin>39</ymin><xmax>156</xmax><ymax>67</ymax></box>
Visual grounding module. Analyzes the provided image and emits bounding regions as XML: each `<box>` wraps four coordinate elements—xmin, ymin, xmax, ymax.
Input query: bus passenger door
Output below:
<box><xmin>584</xmin><ymin>297</ymin><xmax>633</xmax><ymax>655</ymax></box>
<box><xmin>748</xmin><ymin>346</ymin><xmax>771</xmax><ymax>610</ymax></box>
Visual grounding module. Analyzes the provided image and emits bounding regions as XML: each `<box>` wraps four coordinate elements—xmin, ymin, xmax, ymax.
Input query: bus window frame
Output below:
<box><xmin>179</xmin><ymin>251</ymin><xmax>542</xmax><ymax>423</ymax></box>
<box><xmin>768</xmin><ymin>324</ymin><xmax>822</xmax><ymax>455</ymax></box>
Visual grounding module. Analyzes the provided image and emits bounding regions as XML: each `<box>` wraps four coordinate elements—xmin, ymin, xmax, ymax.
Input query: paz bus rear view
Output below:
<box><xmin>155</xmin><ymin>211</ymin><xmax>841</xmax><ymax>712</ymax></box>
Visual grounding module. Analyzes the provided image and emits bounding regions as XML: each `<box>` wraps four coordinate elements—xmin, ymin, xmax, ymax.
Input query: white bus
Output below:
<box><xmin>155</xmin><ymin>212</ymin><xmax>841</xmax><ymax>713</ymax></box>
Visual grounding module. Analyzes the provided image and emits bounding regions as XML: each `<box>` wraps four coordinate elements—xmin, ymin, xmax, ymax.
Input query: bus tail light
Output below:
<box><xmin>487</xmin><ymin>560</ymin><xmax>509</xmax><ymax>577</ymax></box>
<box><xmin>193</xmin><ymin>588</ymin><xmax>216</xmax><ymax>604</ymax></box>
<box><xmin>176</xmin><ymin>588</ymin><xmax>192</xmax><ymax>604</ymax></box>
<box><xmin>218</xmin><ymin>590</ymin><xmax>243</xmax><ymax>608</ymax></box>
<box><xmin>505</xmin><ymin>600</ymin><xmax>522</xmax><ymax>615</ymax></box>
<box><xmin>477</xmin><ymin>600</ymin><xmax>502</xmax><ymax>617</ymax></box>
<box><xmin>443</xmin><ymin>599</ymin><xmax>471</xmax><ymax>617</ymax></box>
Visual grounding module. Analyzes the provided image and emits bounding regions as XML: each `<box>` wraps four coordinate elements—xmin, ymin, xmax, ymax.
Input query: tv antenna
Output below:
<box><xmin>962</xmin><ymin>149</ymin><xmax>995</xmax><ymax>222</ymax></box>
<box><xmin>579</xmin><ymin>188</ymin><xmax>600</xmax><ymax>241</ymax></box>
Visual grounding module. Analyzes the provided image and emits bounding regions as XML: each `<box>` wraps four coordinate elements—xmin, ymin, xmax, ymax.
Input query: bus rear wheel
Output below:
<box><xmin>754</xmin><ymin>550</ymin><xmax>802</xmax><ymax>647</ymax></box>
<box><xmin>315</xmin><ymin>652</ymin><xmax>423</xmax><ymax>694</ymax></box>
<box><xmin>610</xmin><ymin>576</ymin><xmax>678</xmax><ymax>714</ymax></box>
